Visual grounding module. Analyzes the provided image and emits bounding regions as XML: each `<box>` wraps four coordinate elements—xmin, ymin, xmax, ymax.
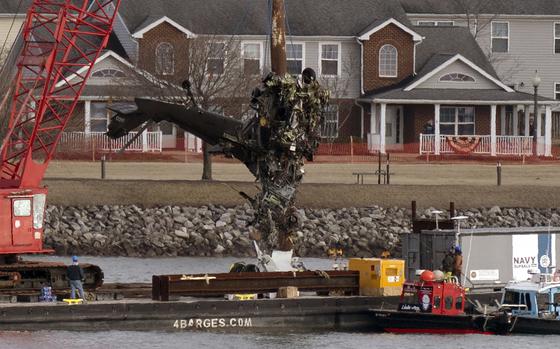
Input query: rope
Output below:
<box><xmin>0</xmin><ymin>0</ymin><xmax>24</xmax><ymax>62</ymax></box>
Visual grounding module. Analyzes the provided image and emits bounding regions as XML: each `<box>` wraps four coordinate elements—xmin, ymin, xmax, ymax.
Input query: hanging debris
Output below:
<box><xmin>106</xmin><ymin>69</ymin><xmax>329</xmax><ymax>252</ymax></box>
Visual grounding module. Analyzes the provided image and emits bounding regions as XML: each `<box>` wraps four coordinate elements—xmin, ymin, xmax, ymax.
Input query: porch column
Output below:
<box><xmin>370</xmin><ymin>103</ymin><xmax>376</xmax><ymax>134</ymax></box>
<box><xmin>545</xmin><ymin>105</ymin><xmax>552</xmax><ymax>157</ymax></box>
<box><xmin>513</xmin><ymin>105</ymin><xmax>520</xmax><ymax>135</ymax></box>
<box><xmin>524</xmin><ymin>105</ymin><xmax>530</xmax><ymax>137</ymax></box>
<box><xmin>434</xmin><ymin>104</ymin><xmax>441</xmax><ymax>155</ymax></box>
<box><xmin>84</xmin><ymin>100</ymin><xmax>91</xmax><ymax>133</ymax></box>
<box><xmin>380</xmin><ymin>103</ymin><xmax>387</xmax><ymax>154</ymax></box>
<box><xmin>142</xmin><ymin>125</ymin><xmax>148</xmax><ymax>152</ymax></box>
<box><xmin>500</xmin><ymin>105</ymin><xmax>506</xmax><ymax>135</ymax></box>
<box><xmin>491</xmin><ymin>105</ymin><xmax>497</xmax><ymax>156</ymax></box>
<box><xmin>536</xmin><ymin>105</ymin><xmax>542</xmax><ymax>156</ymax></box>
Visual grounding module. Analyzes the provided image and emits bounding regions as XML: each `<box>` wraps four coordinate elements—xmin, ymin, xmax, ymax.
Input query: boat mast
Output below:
<box><xmin>270</xmin><ymin>0</ymin><xmax>287</xmax><ymax>76</ymax></box>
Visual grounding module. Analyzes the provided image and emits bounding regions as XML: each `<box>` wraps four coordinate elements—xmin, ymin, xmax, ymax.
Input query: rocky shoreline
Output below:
<box><xmin>44</xmin><ymin>205</ymin><xmax>560</xmax><ymax>258</ymax></box>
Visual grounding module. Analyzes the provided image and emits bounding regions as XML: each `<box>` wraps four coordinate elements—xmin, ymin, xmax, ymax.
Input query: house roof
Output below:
<box><xmin>358</xmin><ymin>18</ymin><xmax>423</xmax><ymax>41</ymax></box>
<box><xmin>119</xmin><ymin>0</ymin><xmax>410</xmax><ymax>37</ymax></box>
<box><xmin>413</xmin><ymin>26</ymin><xmax>498</xmax><ymax>79</ymax></box>
<box><xmin>404</xmin><ymin>54</ymin><xmax>513</xmax><ymax>92</ymax></box>
<box><xmin>361</xmin><ymin>88</ymin><xmax>556</xmax><ymax>104</ymax></box>
<box><xmin>399</xmin><ymin>0</ymin><xmax>560</xmax><ymax>16</ymax></box>
<box><xmin>0</xmin><ymin>0</ymin><xmax>32</xmax><ymax>14</ymax></box>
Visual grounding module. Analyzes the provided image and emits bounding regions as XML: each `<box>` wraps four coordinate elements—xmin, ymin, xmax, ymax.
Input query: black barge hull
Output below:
<box><xmin>0</xmin><ymin>296</ymin><xmax>400</xmax><ymax>332</ymax></box>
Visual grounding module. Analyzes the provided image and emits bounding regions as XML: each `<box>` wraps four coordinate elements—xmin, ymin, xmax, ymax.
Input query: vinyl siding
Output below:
<box><xmin>0</xmin><ymin>17</ymin><xmax>24</xmax><ymax>57</ymax></box>
<box><xmin>408</xmin><ymin>14</ymin><xmax>560</xmax><ymax>100</ymax></box>
<box><xmin>417</xmin><ymin>60</ymin><xmax>500</xmax><ymax>89</ymax></box>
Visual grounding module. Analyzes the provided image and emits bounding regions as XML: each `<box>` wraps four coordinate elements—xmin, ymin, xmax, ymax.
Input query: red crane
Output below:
<box><xmin>0</xmin><ymin>0</ymin><xmax>120</xmax><ymax>288</ymax></box>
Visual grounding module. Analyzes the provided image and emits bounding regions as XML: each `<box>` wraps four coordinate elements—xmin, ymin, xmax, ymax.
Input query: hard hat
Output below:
<box><xmin>454</xmin><ymin>246</ymin><xmax>462</xmax><ymax>253</ymax></box>
<box><xmin>72</xmin><ymin>255</ymin><xmax>78</xmax><ymax>262</ymax></box>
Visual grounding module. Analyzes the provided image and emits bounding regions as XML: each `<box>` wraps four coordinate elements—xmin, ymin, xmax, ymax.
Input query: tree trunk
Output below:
<box><xmin>202</xmin><ymin>141</ymin><xmax>212</xmax><ymax>180</ymax></box>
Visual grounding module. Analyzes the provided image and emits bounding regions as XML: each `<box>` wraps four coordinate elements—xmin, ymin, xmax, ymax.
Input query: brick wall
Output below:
<box><xmin>361</xmin><ymin>24</ymin><xmax>414</xmax><ymax>93</ymax></box>
<box><xmin>137</xmin><ymin>22</ymin><xmax>190</xmax><ymax>85</ymax></box>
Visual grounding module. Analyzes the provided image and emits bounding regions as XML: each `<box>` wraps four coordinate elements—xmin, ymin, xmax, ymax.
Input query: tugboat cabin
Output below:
<box><xmin>502</xmin><ymin>273</ymin><xmax>560</xmax><ymax>319</ymax></box>
<box><xmin>399</xmin><ymin>277</ymin><xmax>465</xmax><ymax>316</ymax></box>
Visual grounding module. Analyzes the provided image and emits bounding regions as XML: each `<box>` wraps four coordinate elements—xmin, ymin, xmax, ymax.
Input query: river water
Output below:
<box><xmin>2</xmin><ymin>256</ymin><xmax>557</xmax><ymax>349</ymax></box>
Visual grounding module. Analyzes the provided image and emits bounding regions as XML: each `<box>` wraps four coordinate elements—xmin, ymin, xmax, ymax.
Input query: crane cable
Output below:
<box><xmin>0</xmin><ymin>0</ymin><xmax>25</xmax><ymax>64</ymax></box>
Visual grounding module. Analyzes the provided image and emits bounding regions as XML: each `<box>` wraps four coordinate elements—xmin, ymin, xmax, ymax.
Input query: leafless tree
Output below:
<box><xmin>318</xmin><ymin>55</ymin><xmax>360</xmax><ymax>144</ymax></box>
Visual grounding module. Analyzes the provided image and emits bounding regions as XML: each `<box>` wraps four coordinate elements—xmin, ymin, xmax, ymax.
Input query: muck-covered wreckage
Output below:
<box><xmin>107</xmin><ymin>0</ymin><xmax>329</xmax><ymax>253</ymax></box>
<box><xmin>107</xmin><ymin>71</ymin><xmax>329</xmax><ymax>252</ymax></box>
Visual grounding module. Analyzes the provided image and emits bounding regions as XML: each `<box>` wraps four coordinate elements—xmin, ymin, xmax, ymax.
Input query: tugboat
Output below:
<box><xmin>369</xmin><ymin>270</ymin><xmax>491</xmax><ymax>334</ymax></box>
<box><xmin>485</xmin><ymin>270</ymin><xmax>560</xmax><ymax>335</ymax></box>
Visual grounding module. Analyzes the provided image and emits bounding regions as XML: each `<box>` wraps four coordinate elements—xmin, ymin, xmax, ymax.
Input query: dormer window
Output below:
<box><xmin>155</xmin><ymin>42</ymin><xmax>175</xmax><ymax>75</ymax></box>
<box><xmin>379</xmin><ymin>44</ymin><xmax>397</xmax><ymax>77</ymax></box>
<box><xmin>440</xmin><ymin>73</ymin><xmax>475</xmax><ymax>82</ymax></box>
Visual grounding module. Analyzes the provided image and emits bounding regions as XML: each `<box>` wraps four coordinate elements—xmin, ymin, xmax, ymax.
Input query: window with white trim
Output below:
<box><xmin>440</xmin><ymin>106</ymin><xmax>475</xmax><ymax>135</ymax></box>
<box><xmin>491</xmin><ymin>22</ymin><xmax>509</xmax><ymax>53</ymax></box>
<box><xmin>90</xmin><ymin>102</ymin><xmax>110</xmax><ymax>132</ymax></box>
<box><xmin>555</xmin><ymin>82</ymin><xmax>560</xmax><ymax>100</ymax></box>
<box><xmin>321</xmin><ymin>105</ymin><xmax>339</xmax><ymax>138</ymax></box>
<box><xmin>286</xmin><ymin>43</ymin><xmax>303</xmax><ymax>75</ymax></box>
<box><xmin>320</xmin><ymin>43</ymin><xmax>339</xmax><ymax>76</ymax></box>
<box><xmin>379</xmin><ymin>44</ymin><xmax>397</xmax><ymax>77</ymax></box>
<box><xmin>155</xmin><ymin>42</ymin><xmax>175</xmax><ymax>75</ymax></box>
<box><xmin>242</xmin><ymin>43</ymin><xmax>261</xmax><ymax>76</ymax></box>
<box><xmin>555</xmin><ymin>23</ymin><xmax>560</xmax><ymax>54</ymax></box>
<box><xmin>417</xmin><ymin>21</ymin><xmax>454</xmax><ymax>26</ymax></box>
<box><xmin>207</xmin><ymin>42</ymin><xmax>226</xmax><ymax>75</ymax></box>
<box><xmin>92</xmin><ymin>69</ymin><xmax>126</xmax><ymax>78</ymax></box>
<box><xmin>440</xmin><ymin>73</ymin><xmax>475</xmax><ymax>82</ymax></box>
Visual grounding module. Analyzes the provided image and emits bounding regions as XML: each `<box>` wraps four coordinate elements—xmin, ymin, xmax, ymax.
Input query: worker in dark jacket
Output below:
<box><xmin>453</xmin><ymin>246</ymin><xmax>463</xmax><ymax>280</ymax></box>
<box><xmin>67</xmin><ymin>255</ymin><xmax>85</xmax><ymax>299</ymax></box>
<box><xmin>441</xmin><ymin>246</ymin><xmax>455</xmax><ymax>275</ymax></box>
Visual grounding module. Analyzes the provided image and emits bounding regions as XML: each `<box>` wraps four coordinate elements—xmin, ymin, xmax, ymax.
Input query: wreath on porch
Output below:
<box><xmin>445</xmin><ymin>136</ymin><xmax>481</xmax><ymax>154</ymax></box>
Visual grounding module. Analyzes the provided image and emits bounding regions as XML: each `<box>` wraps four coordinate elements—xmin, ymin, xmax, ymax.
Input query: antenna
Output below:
<box><xmin>431</xmin><ymin>210</ymin><xmax>443</xmax><ymax>230</ymax></box>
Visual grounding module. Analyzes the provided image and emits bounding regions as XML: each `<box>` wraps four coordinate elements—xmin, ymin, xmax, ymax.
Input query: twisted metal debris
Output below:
<box><xmin>249</xmin><ymin>71</ymin><xmax>329</xmax><ymax>250</ymax></box>
<box><xmin>106</xmin><ymin>69</ymin><xmax>329</xmax><ymax>252</ymax></box>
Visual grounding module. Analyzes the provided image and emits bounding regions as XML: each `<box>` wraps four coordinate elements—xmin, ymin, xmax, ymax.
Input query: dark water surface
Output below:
<box><xmin>8</xmin><ymin>256</ymin><xmax>558</xmax><ymax>348</ymax></box>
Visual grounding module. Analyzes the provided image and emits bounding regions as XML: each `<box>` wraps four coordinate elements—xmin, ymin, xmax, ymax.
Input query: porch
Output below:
<box><xmin>360</xmin><ymin>91</ymin><xmax>558</xmax><ymax>157</ymax></box>
<box><xmin>59</xmin><ymin>131</ymin><xmax>163</xmax><ymax>152</ymax></box>
<box><xmin>419</xmin><ymin>134</ymin><xmax>536</xmax><ymax>156</ymax></box>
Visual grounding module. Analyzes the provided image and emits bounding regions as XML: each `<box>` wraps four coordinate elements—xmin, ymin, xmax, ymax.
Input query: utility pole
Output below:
<box><xmin>270</xmin><ymin>0</ymin><xmax>290</xmax><ymax>251</ymax></box>
<box><xmin>270</xmin><ymin>0</ymin><xmax>287</xmax><ymax>76</ymax></box>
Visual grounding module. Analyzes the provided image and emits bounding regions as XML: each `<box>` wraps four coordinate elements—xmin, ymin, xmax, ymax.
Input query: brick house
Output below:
<box><xmin>3</xmin><ymin>0</ymin><xmax>559</xmax><ymax>155</ymax></box>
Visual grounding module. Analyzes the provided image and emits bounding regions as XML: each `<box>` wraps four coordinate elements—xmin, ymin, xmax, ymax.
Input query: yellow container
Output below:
<box><xmin>348</xmin><ymin>258</ymin><xmax>405</xmax><ymax>296</ymax></box>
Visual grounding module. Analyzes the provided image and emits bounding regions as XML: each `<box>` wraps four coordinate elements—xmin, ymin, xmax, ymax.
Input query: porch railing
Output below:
<box><xmin>59</xmin><ymin>131</ymin><xmax>163</xmax><ymax>152</ymax></box>
<box><xmin>420</xmin><ymin>134</ymin><xmax>535</xmax><ymax>156</ymax></box>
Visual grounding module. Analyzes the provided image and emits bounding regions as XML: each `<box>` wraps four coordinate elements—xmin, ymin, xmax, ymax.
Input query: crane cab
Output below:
<box><xmin>0</xmin><ymin>188</ymin><xmax>50</xmax><ymax>256</ymax></box>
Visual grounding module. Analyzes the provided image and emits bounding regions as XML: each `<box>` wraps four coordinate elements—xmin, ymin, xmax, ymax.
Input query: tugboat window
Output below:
<box><xmin>445</xmin><ymin>296</ymin><xmax>453</xmax><ymax>310</ymax></box>
<box><xmin>455</xmin><ymin>296</ymin><xmax>463</xmax><ymax>310</ymax></box>
<box><xmin>525</xmin><ymin>293</ymin><xmax>532</xmax><ymax>311</ymax></box>
<box><xmin>503</xmin><ymin>291</ymin><xmax>520</xmax><ymax>304</ymax></box>
<box><xmin>537</xmin><ymin>293</ymin><xmax>549</xmax><ymax>311</ymax></box>
<box><xmin>433</xmin><ymin>296</ymin><xmax>441</xmax><ymax>309</ymax></box>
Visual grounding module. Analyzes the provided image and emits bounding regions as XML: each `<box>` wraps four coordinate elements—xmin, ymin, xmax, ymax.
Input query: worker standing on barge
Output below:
<box><xmin>453</xmin><ymin>246</ymin><xmax>463</xmax><ymax>280</ymax></box>
<box><xmin>67</xmin><ymin>256</ymin><xmax>86</xmax><ymax>300</ymax></box>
